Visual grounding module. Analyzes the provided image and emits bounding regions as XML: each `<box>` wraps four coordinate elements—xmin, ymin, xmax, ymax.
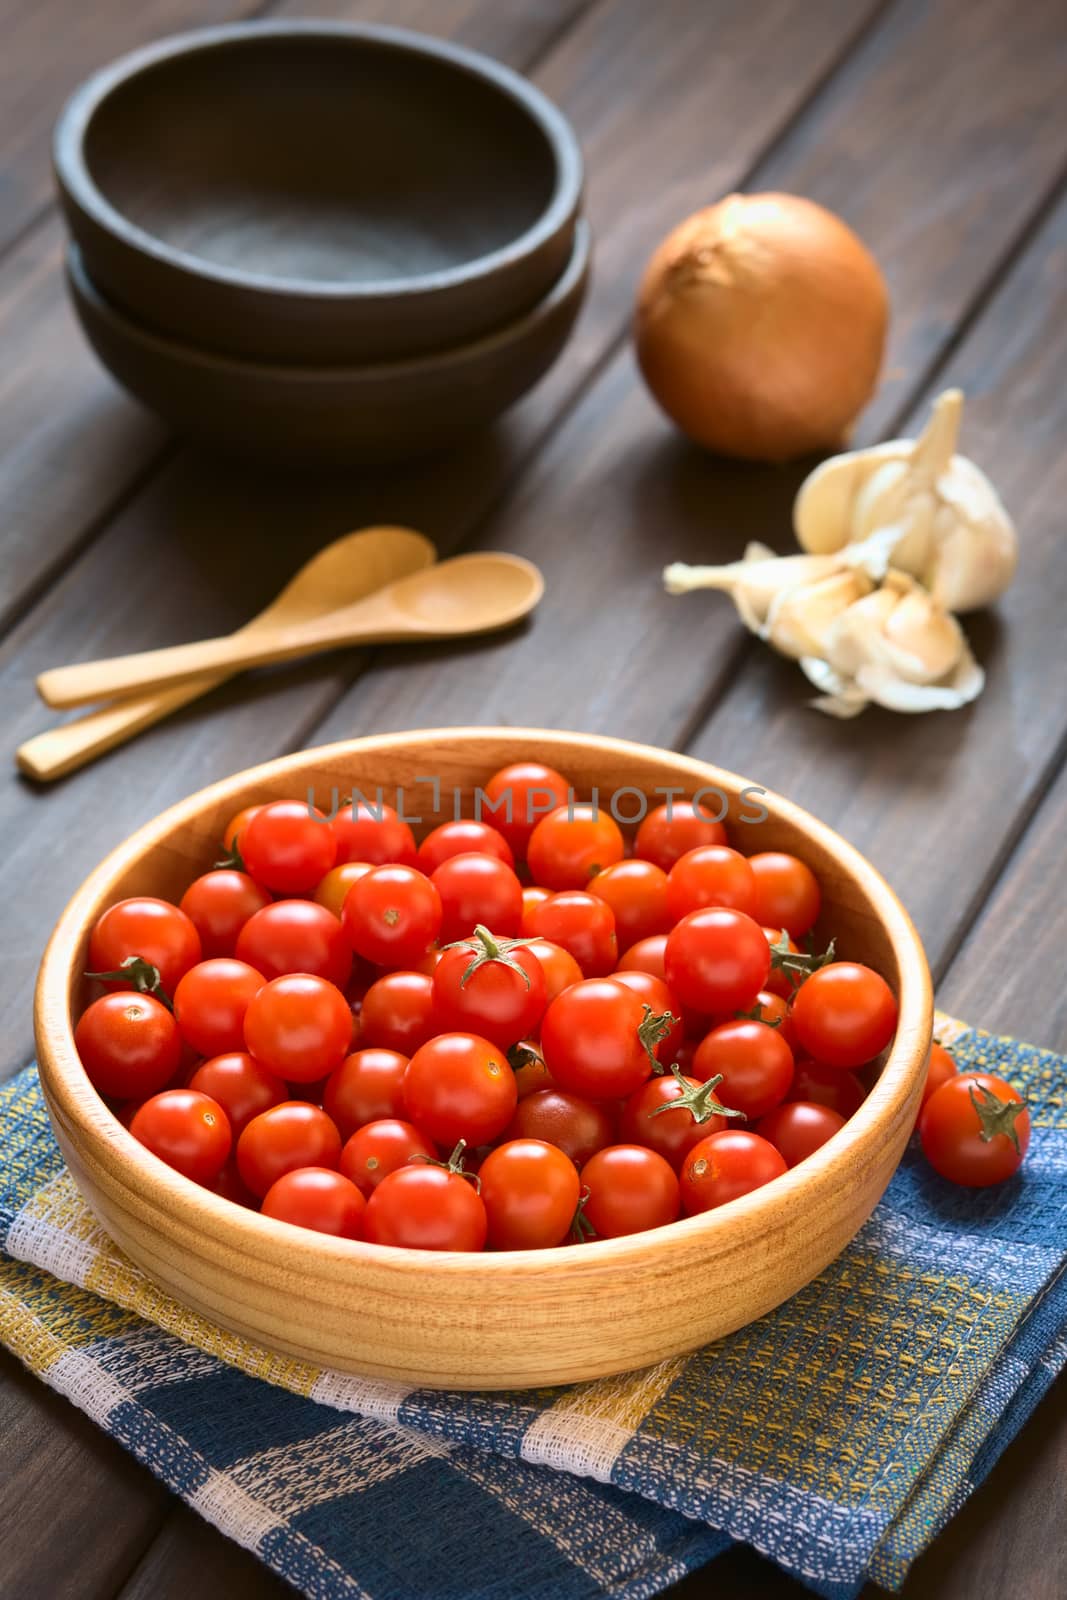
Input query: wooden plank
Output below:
<box><xmin>115</xmin><ymin>1504</ymin><xmax>293</xmax><ymax>1600</ymax></box>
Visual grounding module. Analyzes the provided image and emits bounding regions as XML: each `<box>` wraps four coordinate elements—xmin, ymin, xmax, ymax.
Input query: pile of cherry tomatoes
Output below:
<box><xmin>72</xmin><ymin>760</ymin><xmax>1029</xmax><ymax>1252</ymax></box>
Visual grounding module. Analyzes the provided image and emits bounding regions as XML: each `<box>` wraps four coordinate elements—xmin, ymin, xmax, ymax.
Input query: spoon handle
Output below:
<box><xmin>17</xmin><ymin>675</ymin><xmax>229</xmax><ymax>782</ymax></box>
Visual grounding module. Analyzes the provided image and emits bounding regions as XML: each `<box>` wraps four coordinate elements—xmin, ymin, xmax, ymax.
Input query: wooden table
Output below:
<box><xmin>2</xmin><ymin>1</ymin><xmax>1066</xmax><ymax>1595</ymax></box>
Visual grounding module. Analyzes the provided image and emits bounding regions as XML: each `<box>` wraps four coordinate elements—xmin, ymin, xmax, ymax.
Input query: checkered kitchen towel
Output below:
<box><xmin>1</xmin><ymin>1016</ymin><xmax>1065</xmax><ymax>1600</ymax></box>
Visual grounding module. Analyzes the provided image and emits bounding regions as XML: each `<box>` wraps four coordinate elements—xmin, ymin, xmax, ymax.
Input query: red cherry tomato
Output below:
<box><xmin>616</xmin><ymin>935</ymin><xmax>668</xmax><ymax>981</ymax></box>
<box><xmin>788</xmin><ymin>1060</ymin><xmax>866</xmax><ymax>1117</ymax></box>
<box><xmin>510</xmin><ymin>1042</ymin><xmax>556</xmax><ymax>1099</ymax></box>
<box><xmin>480</xmin><ymin>761</ymin><xmax>571</xmax><ymax>858</ymax></box>
<box><xmin>757</xmin><ymin>1101</ymin><xmax>845</xmax><ymax>1167</ymax></box>
<box><xmin>243</xmin><ymin>973</ymin><xmax>353</xmax><ymax>1082</ymax></box>
<box><xmin>618</xmin><ymin>1073</ymin><xmax>726</xmax><ymax>1169</ymax></box>
<box><xmin>173</xmin><ymin>958</ymin><xmax>265</xmax><ymax>1058</ymax></box>
<box><xmin>403</xmin><ymin>1032</ymin><xmax>517</xmax><ymax>1147</ymax></box>
<box><xmin>236</xmin><ymin>899</ymin><xmax>352</xmax><ymax>987</ymax></box>
<box><xmin>588</xmin><ymin>859</ymin><xmax>671</xmax><ymax>950</ymax></box>
<box><xmin>761</xmin><ymin>927</ymin><xmax>800</xmax><ymax>999</ymax></box>
<box><xmin>358</xmin><ymin>971</ymin><xmax>437</xmax><ymax>1055</ymax></box>
<box><xmin>480</xmin><ymin>1139</ymin><xmax>581</xmax><ymax>1249</ymax></box>
<box><xmin>75</xmin><ymin>992</ymin><xmax>181</xmax><ymax>1100</ymax></box>
<box><xmin>179</xmin><ymin>871</ymin><xmax>271</xmax><ymax>959</ymax></box>
<box><xmin>520</xmin><ymin>886</ymin><xmax>553</xmax><ymax>935</ymax></box>
<box><xmin>322</xmin><ymin>1048</ymin><xmax>410</xmax><ymax>1140</ymax></box>
<box><xmin>88</xmin><ymin>897</ymin><xmax>202</xmax><ymax>998</ymax></box>
<box><xmin>236</xmin><ymin>1102</ymin><xmax>342</xmax><ymax>1198</ymax></box>
<box><xmin>209</xmin><ymin>1158</ymin><xmax>258</xmax><ymax>1207</ymax></box>
<box><xmin>340</xmin><ymin>1118</ymin><xmax>437</xmax><ymax>1196</ymax></box>
<box><xmin>363</xmin><ymin>1161</ymin><xmax>487</xmax><ymax>1251</ymax></box>
<box><xmin>342</xmin><ymin>864</ymin><xmax>442</xmax><ymax>968</ymax></box>
<box><xmin>331</xmin><ymin>801</ymin><xmax>417</xmax><ymax>867</ymax></box>
<box><xmin>634</xmin><ymin>800</ymin><xmax>727</xmax><ymax>871</ymax></box>
<box><xmin>527</xmin><ymin>891</ymin><xmax>618</xmax><ymax>977</ymax></box>
<box><xmin>314</xmin><ymin>862</ymin><xmax>374</xmax><ymax>919</ymax></box>
<box><xmin>610</xmin><ymin>971</ymin><xmax>683</xmax><ymax>1065</ymax></box>
<box><xmin>680</xmin><ymin>1130</ymin><xmax>787</xmax><ymax>1214</ymax></box>
<box><xmin>919</xmin><ymin>1073</ymin><xmax>1030</xmax><ymax>1187</ymax></box>
<box><xmin>749</xmin><ymin>852</ymin><xmax>822</xmax><ymax>939</ymax></box>
<box><xmin>692</xmin><ymin>1019</ymin><xmax>795</xmax><ymax>1120</ymax></box>
<box><xmin>223</xmin><ymin>804</ymin><xmax>265</xmax><ymax>855</ymax></box>
<box><xmin>744</xmin><ymin>989</ymin><xmax>797</xmax><ymax>1051</ymax></box>
<box><xmin>527</xmin><ymin>804</ymin><xmax>625</xmax><ymax>890</ymax></box>
<box><xmin>666</xmin><ymin>846</ymin><xmax>758</xmax><ymax>922</ymax></box>
<box><xmin>791</xmin><ymin>962</ymin><xmax>898</xmax><ymax>1069</ymax></box>
<box><xmin>241</xmin><ymin>800</ymin><xmax>336</xmax><ymax>895</ymax></box>
<box><xmin>664</xmin><ymin>908</ymin><xmax>770</xmax><ymax>1014</ymax></box>
<box><xmin>580</xmin><ymin>1145</ymin><xmax>680</xmax><ymax>1238</ymax></box>
<box><xmin>188</xmin><ymin>1052</ymin><xmax>288</xmax><ymax>1138</ymax></box>
<box><xmin>524</xmin><ymin>937</ymin><xmax>584</xmax><ymax>1004</ymax></box>
<box><xmin>921</xmin><ymin>1041</ymin><xmax>959</xmax><ymax>1107</ymax></box>
<box><xmin>261</xmin><ymin>1167</ymin><xmax>366</xmax><ymax>1238</ymax></box>
<box><xmin>416</xmin><ymin>819</ymin><xmax>515</xmax><ymax>872</ymax></box>
<box><xmin>540</xmin><ymin>978</ymin><xmax>658</xmax><ymax>1099</ymax></box>
<box><xmin>504</xmin><ymin>1089</ymin><xmax>615</xmax><ymax>1167</ymax></box>
<box><xmin>431</xmin><ymin>931</ymin><xmax>547</xmax><ymax>1049</ymax></box>
<box><xmin>130</xmin><ymin>1089</ymin><xmax>231</xmax><ymax>1185</ymax></box>
<box><xmin>430</xmin><ymin>854</ymin><xmax>523</xmax><ymax>943</ymax></box>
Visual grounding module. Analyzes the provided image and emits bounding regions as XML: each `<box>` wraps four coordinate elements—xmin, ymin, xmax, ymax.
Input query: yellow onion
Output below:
<box><xmin>634</xmin><ymin>193</ymin><xmax>889</xmax><ymax>461</ymax></box>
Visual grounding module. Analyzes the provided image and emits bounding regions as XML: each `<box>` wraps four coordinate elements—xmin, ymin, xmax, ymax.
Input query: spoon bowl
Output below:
<box><xmin>385</xmin><ymin>553</ymin><xmax>544</xmax><ymax>633</ymax></box>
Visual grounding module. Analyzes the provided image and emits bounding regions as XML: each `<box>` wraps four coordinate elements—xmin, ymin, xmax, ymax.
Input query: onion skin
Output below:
<box><xmin>635</xmin><ymin>193</ymin><xmax>889</xmax><ymax>461</ymax></box>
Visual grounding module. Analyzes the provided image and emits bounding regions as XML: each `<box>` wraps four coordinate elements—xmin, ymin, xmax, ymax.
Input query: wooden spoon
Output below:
<box><xmin>18</xmin><ymin>525</ymin><xmax>436</xmax><ymax>780</ymax></box>
<box><xmin>36</xmin><ymin>551</ymin><xmax>544</xmax><ymax>711</ymax></box>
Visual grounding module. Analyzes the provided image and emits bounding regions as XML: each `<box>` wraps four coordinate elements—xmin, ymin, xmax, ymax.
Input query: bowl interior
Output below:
<box><xmin>81</xmin><ymin>33</ymin><xmax>559</xmax><ymax>287</ymax></box>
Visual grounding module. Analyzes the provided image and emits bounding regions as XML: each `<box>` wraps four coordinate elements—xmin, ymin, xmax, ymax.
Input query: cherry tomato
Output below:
<box><xmin>431</xmin><ymin>930</ymin><xmax>547</xmax><ymax>1049</ymax></box>
<box><xmin>480</xmin><ymin>761</ymin><xmax>571</xmax><ymax>858</ymax></box>
<box><xmin>403</xmin><ymin>1032</ymin><xmax>517</xmax><ymax>1146</ymax></box>
<box><xmin>665</xmin><ymin>846</ymin><xmax>758</xmax><ymax>922</ymax></box>
<box><xmin>313</xmin><ymin>862</ymin><xmax>373</xmax><ymax>919</ymax></box>
<box><xmin>179</xmin><ymin>870</ymin><xmax>271</xmax><ymax>959</ymax></box>
<box><xmin>130</xmin><ymin>1089</ymin><xmax>231</xmax><ymax>1185</ymax></box>
<box><xmin>743</xmin><ymin>989</ymin><xmax>796</xmax><ymax>1051</ymax></box>
<box><xmin>749</xmin><ymin>852</ymin><xmax>822</xmax><ymax>938</ymax></box>
<box><xmin>480</xmin><ymin>1139</ymin><xmax>581</xmax><ymax>1250</ymax></box>
<box><xmin>757</xmin><ymin>1101</ymin><xmax>845</xmax><ymax>1167</ymax></box>
<box><xmin>580</xmin><ymin>1145</ymin><xmax>680</xmax><ymax>1238</ymax></box>
<box><xmin>504</xmin><ymin>1089</ymin><xmax>615</xmax><ymax>1167</ymax></box>
<box><xmin>788</xmin><ymin>1059</ymin><xmax>866</xmax><ymax>1117</ymax></box>
<box><xmin>921</xmin><ymin>1041</ymin><xmax>959</xmax><ymax>1107</ymax></box>
<box><xmin>241</xmin><ymin>800</ymin><xmax>336</xmax><ymax>895</ymax></box>
<box><xmin>342</xmin><ymin>865</ymin><xmax>441</xmax><ymax>967</ymax></box>
<box><xmin>209</xmin><ymin>1158</ymin><xmax>258</xmax><ymax>1207</ymax></box>
<box><xmin>261</xmin><ymin>1167</ymin><xmax>366</xmax><ymax>1238</ymax></box>
<box><xmin>358</xmin><ymin>971</ymin><xmax>436</xmax><ymax>1054</ymax></box>
<box><xmin>332</xmin><ymin>800</ymin><xmax>416</xmax><ymax>867</ymax></box>
<box><xmin>173</xmin><ymin>958</ymin><xmax>265</xmax><ymax>1058</ymax></box>
<box><xmin>510</xmin><ymin>1041</ymin><xmax>556</xmax><ymax>1099</ymax></box>
<box><xmin>520</xmin><ymin>886</ymin><xmax>553</xmax><ymax>935</ymax></box>
<box><xmin>236</xmin><ymin>1101</ymin><xmax>342</xmax><ymax>1197</ymax></box>
<box><xmin>527</xmin><ymin>805</ymin><xmax>625</xmax><ymax>890</ymax></box>
<box><xmin>680</xmin><ymin>1130</ymin><xmax>787</xmax><ymax>1214</ymax></box>
<box><xmin>616</xmin><ymin>935</ymin><xmax>668</xmax><ymax>981</ymax></box>
<box><xmin>618</xmin><ymin>1073</ymin><xmax>726</xmax><ymax>1169</ymax></box>
<box><xmin>634</xmin><ymin>800</ymin><xmax>727</xmax><ymax>871</ymax></box>
<box><xmin>430</xmin><ymin>854</ymin><xmax>523</xmax><ymax>943</ymax></box>
<box><xmin>919</xmin><ymin>1073</ymin><xmax>1030</xmax><ymax>1187</ymax></box>
<box><xmin>791</xmin><ymin>962</ymin><xmax>898</xmax><ymax>1069</ymax></box>
<box><xmin>223</xmin><ymin>804</ymin><xmax>265</xmax><ymax>856</ymax></box>
<box><xmin>588</xmin><ymin>859</ymin><xmax>671</xmax><ymax>950</ymax></box>
<box><xmin>322</xmin><ymin>1048</ymin><xmax>409</xmax><ymax>1140</ymax></box>
<box><xmin>692</xmin><ymin>1019</ymin><xmax>794</xmax><ymax>1120</ymax></box>
<box><xmin>234</xmin><ymin>899</ymin><xmax>352</xmax><ymax>988</ymax></box>
<box><xmin>364</xmin><ymin>1159</ymin><xmax>488</xmax><ymax>1251</ymax></box>
<box><xmin>541</xmin><ymin>978</ymin><xmax>658</xmax><ymax>1099</ymax></box>
<box><xmin>416</xmin><ymin>819</ymin><xmax>515</xmax><ymax>872</ymax></box>
<box><xmin>75</xmin><ymin>992</ymin><xmax>181</xmax><ymax>1099</ymax></box>
<box><xmin>665</xmin><ymin>908</ymin><xmax>770</xmax><ymax>1014</ymax></box>
<box><xmin>340</xmin><ymin>1118</ymin><xmax>437</xmax><ymax>1196</ymax></box>
<box><xmin>527</xmin><ymin>891</ymin><xmax>618</xmax><ymax>977</ymax></box>
<box><xmin>243</xmin><ymin>973</ymin><xmax>353</xmax><ymax>1082</ymax></box>
<box><xmin>188</xmin><ymin>1052</ymin><xmax>287</xmax><ymax>1137</ymax></box>
<box><xmin>88</xmin><ymin>897</ymin><xmax>202</xmax><ymax>998</ymax></box>
<box><xmin>524</xmin><ymin>938</ymin><xmax>584</xmax><ymax>1004</ymax></box>
<box><xmin>610</xmin><ymin>971</ymin><xmax>683</xmax><ymax>1065</ymax></box>
<box><xmin>761</xmin><ymin>927</ymin><xmax>800</xmax><ymax>999</ymax></box>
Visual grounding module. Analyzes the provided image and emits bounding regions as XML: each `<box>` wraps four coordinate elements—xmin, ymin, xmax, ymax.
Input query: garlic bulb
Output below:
<box><xmin>793</xmin><ymin>389</ymin><xmax>1017</xmax><ymax>611</ymax></box>
<box><xmin>798</xmin><ymin>571</ymin><xmax>984</xmax><ymax>718</ymax></box>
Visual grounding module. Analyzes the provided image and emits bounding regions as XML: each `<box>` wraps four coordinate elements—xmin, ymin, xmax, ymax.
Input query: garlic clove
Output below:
<box><xmin>762</xmin><ymin>568</ymin><xmax>872</xmax><ymax>660</ymax></box>
<box><xmin>793</xmin><ymin>441</ymin><xmax>908</xmax><ymax>553</ymax></box>
<box><xmin>927</xmin><ymin>457</ymin><xmax>1017</xmax><ymax>611</ymax></box>
<box><xmin>662</xmin><ymin>547</ymin><xmax>848</xmax><ymax>634</ymax></box>
<box><xmin>853</xmin><ymin>647</ymin><xmax>984</xmax><ymax>713</ymax></box>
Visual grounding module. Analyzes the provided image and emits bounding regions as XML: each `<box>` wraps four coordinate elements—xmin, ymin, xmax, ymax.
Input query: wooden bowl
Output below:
<box><xmin>65</xmin><ymin>225</ymin><xmax>589</xmax><ymax>466</ymax></box>
<box><xmin>53</xmin><ymin>21</ymin><xmax>584</xmax><ymax>364</ymax></box>
<box><xmin>35</xmin><ymin>729</ymin><xmax>932</xmax><ymax>1390</ymax></box>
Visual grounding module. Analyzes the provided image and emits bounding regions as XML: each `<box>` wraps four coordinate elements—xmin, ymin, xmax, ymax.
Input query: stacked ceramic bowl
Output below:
<box><xmin>54</xmin><ymin>22</ymin><xmax>588</xmax><ymax>465</ymax></box>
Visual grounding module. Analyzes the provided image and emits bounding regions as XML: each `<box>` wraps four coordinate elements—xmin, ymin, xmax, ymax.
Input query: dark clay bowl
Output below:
<box><xmin>65</xmin><ymin>221</ymin><xmax>590</xmax><ymax>465</ymax></box>
<box><xmin>54</xmin><ymin>21</ymin><xmax>584</xmax><ymax>364</ymax></box>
